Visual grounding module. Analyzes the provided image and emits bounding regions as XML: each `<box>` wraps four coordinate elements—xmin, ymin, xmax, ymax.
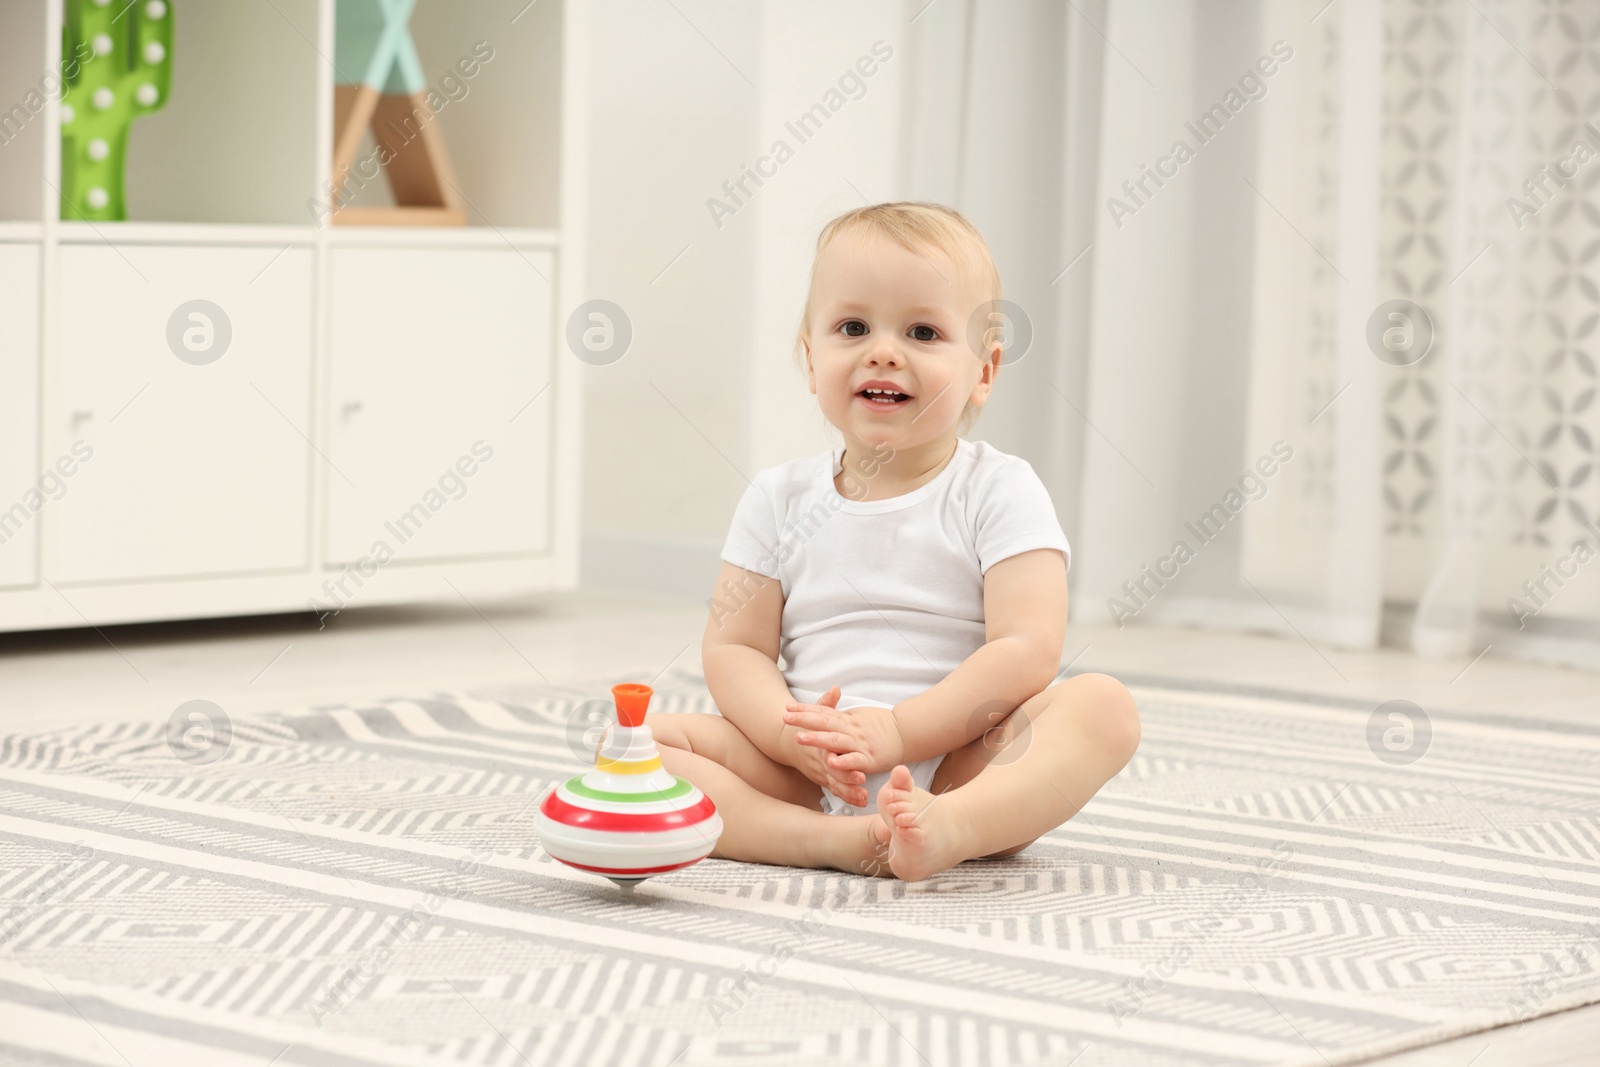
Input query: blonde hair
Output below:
<box><xmin>793</xmin><ymin>201</ymin><xmax>1003</xmax><ymax>436</ymax></box>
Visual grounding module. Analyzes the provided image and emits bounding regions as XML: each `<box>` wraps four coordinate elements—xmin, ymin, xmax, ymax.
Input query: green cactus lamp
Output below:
<box><xmin>60</xmin><ymin>0</ymin><xmax>174</xmax><ymax>221</ymax></box>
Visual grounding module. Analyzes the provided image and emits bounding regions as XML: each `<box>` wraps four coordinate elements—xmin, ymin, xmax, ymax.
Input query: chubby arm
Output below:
<box><xmin>701</xmin><ymin>561</ymin><xmax>795</xmax><ymax>764</ymax></box>
<box><xmin>890</xmin><ymin>547</ymin><xmax>1068</xmax><ymax>764</ymax></box>
<box><xmin>702</xmin><ymin>561</ymin><xmax>870</xmax><ymax>802</ymax></box>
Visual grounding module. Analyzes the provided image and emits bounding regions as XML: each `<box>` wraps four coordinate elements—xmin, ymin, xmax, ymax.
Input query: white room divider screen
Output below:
<box><xmin>0</xmin><ymin>0</ymin><xmax>588</xmax><ymax>632</ymax></box>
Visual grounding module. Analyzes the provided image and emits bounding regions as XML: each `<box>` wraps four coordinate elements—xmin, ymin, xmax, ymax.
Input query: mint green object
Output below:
<box><xmin>335</xmin><ymin>0</ymin><xmax>425</xmax><ymax>94</ymax></box>
<box><xmin>60</xmin><ymin>0</ymin><xmax>174</xmax><ymax>221</ymax></box>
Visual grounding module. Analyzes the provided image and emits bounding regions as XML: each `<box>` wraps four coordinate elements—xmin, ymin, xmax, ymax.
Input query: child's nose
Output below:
<box><xmin>865</xmin><ymin>341</ymin><xmax>902</xmax><ymax>365</ymax></box>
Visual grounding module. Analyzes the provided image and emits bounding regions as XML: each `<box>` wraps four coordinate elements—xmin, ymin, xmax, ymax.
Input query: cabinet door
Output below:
<box><xmin>327</xmin><ymin>246</ymin><xmax>553</xmax><ymax>564</ymax></box>
<box><xmin>56</xmin><ymin>244</ymin><xmax>314</xmax><ymax>583</ymax></box>
<box><xmin>0</xmin><ymin>244</ymin><xmax>40</xmax><ymax>588</ymax></box>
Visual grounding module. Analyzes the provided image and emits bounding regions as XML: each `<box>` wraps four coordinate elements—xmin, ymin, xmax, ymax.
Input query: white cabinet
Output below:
<box><xmin>0</xmin><ymin>244</ymin><xmax>40</xmax><ymax>588</ymax></box>
<box><xmin>0</xmin><ymin>0</ymin><xmax>585</xmax><ymax>630</ymax></box>
<box><xmin>55</xmin><ymin>243</ymin><xmax>315</xmax><ymax>583</ymax></box>
<box><xmin>326</xmin><ymin>246</ymin><xmax>554</xmax><ymax>564</ymax></box>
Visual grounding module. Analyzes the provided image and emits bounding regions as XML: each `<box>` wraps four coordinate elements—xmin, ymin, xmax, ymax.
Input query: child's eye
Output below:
<box><xmin>839</xmin><ymin>320</ymin><xmax>868</xmax><ymax>337</ymax></box>
<box><xmin>909</xmin><ymin>324</ymin><xmax>939</xmax><ymax>342</ymax></box>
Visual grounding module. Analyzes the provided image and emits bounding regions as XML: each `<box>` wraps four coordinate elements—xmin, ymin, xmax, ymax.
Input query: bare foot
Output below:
<box><xmin>860</xmin><ymin>811</ymin><xmax>897</xmax><ymax>878</ymax></box>
<box><xmin>877</xmin><ymin>765</ymin><xmax>970</xmax><ymax>881</ymax></box>
<box><xmin>817</xmin><ymin>810</ymin><xmax>898</xmax><ymax>878</ymax></box>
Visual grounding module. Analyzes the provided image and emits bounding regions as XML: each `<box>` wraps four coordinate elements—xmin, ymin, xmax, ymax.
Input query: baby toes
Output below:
<box><xmin>876</xmin><ymin>764</ymin><xmax>917</xmax><ymax>816</ymax></box>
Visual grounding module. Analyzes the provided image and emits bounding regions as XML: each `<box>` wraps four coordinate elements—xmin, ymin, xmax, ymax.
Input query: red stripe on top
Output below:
<box><xmin>540</xmin><ymin>791</ymin><xmax>718</xmax><ymax>833</ymax></box>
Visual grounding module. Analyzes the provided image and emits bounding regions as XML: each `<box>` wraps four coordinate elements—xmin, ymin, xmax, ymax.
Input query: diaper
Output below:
<box><xmin>819</xmin><ymin>753</ymin><xmax>946</xmax><ymax>817</ymax></box>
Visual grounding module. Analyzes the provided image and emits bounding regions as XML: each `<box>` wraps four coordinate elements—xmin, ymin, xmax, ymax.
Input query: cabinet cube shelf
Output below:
<box><xmin>0</xmin><ymin>0</ymin><xmax>586</xmax><ymax>632</ymax></box>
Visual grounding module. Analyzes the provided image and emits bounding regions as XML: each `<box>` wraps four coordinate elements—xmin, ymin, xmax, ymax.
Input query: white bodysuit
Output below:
<box><xmin>717</xmin><ymin>435</ymin><xmax>1072</xmax><ymax>816</ymax></box>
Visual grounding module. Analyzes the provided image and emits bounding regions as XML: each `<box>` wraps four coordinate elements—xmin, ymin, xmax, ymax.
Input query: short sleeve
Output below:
<box><xmin>973</xmin><ymin>457</ymin><xmax>1072</xmax><ymax>574</ymax></box>
<box><xmin>719</xmin><ymin>473</ymin><xmax>782</xmax><ymax>579</ymax></box>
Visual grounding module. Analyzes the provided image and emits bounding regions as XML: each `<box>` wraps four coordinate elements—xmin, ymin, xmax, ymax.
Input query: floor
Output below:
<box><xmin>0</xmin><ymin>586</ymin><xmax>1596</xmax><ymax>1065</ymax></box>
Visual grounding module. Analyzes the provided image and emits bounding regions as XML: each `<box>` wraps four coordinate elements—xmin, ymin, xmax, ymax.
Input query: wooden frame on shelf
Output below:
<box><xmin>329</xmin><ymin>0</ymin><xmax>465</xmax><ymax>226</ymax></box>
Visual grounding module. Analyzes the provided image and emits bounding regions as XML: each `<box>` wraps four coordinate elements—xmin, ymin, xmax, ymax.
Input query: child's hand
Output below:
<box><xmin>778</xmin><ymin>686</ymin><xmax>869</xmax><ymax>807</ymax></box>
<box><xmin>784</xmin><ymin>696</ymin><xmax>907</xmax><ymax>778</ymax></box>
<box><xmin>786</xmin><ymin>731</ymin><xmax>869</xmax><ymax>807</ymax></box>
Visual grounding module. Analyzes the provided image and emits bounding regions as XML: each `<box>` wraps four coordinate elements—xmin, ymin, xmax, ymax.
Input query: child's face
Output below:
<box><xmin>803</xmin><ymin>229</ymin><xmax>997</xmax><ymax>451</ymax></box>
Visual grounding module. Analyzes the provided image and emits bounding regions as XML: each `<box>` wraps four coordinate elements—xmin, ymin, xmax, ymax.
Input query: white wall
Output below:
<box><xmin>580</xmin><ymin>0</ymin><xmax>763</xmax><ymax>596</ymax></box>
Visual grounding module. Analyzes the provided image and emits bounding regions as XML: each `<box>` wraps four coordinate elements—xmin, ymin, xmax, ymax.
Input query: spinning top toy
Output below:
<box><xmin>535</xmin><ymin>683</ymin><xmax>722</xmax><ymax>891</ymax></box>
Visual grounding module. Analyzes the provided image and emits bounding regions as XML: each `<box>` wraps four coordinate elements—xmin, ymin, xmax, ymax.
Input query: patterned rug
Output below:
<box><xmin>1</xmin><ymin>668</ymin><xmax>1597</xmax><ymax>1067</ymax></box>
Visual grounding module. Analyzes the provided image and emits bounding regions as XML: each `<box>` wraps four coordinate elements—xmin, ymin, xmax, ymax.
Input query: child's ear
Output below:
<box><xmin>972</xmin><ymin>343</ymin><xmax>1001</xmax><ymax>404</ymax></box>
<box><xmin>803</xmin><ymin>338</ymin><xmax>816</xmax><ymax>392</ymax></box>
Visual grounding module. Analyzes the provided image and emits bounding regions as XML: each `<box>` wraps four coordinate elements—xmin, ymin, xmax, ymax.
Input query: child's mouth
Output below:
<box><xmin>856</xmin><ymin>387</ymin><xmax>913</xmax><ymax>411</ymax></box>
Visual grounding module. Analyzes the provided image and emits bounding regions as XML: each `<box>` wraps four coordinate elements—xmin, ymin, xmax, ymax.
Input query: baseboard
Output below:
<box><xmin>1088</xmin><ymin>591</ymin><xmax>1382</xmax><ymax>649</ymax></box>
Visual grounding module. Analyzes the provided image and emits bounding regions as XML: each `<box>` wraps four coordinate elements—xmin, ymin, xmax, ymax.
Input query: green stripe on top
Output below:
<box><xmin>564</xmin><ymin>777</ymin><xmax>694</xmax><ymax>804</ymax></box>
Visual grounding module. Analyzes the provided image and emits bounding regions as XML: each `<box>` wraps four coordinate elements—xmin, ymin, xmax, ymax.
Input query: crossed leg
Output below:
<box><xmin>648</xmin><ymin>671</ymin><xmax>1140</xmax><ymax>881</ymax></box>
<box><xmin>878</xmin><ymin>672</ymin><xmax>1141</xmax><ymax>879</ymax></box>
<box><xmin>649</xmin><ymin>713</ymin><xmax>893</xmax><ymax>875</ymax></box>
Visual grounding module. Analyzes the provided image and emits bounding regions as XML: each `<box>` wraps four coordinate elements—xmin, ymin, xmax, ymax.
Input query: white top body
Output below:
<box><xmin>718</xmin><ymin>436</ymin><xmax>1072</xmax><ymax>714</ymax></box>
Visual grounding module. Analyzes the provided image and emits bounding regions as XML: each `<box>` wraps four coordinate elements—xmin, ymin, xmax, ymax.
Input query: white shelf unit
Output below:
<box><xmin>0</xmin><ymin>0</ymin><xmax>587</xmax><ymax>632</ymax></box>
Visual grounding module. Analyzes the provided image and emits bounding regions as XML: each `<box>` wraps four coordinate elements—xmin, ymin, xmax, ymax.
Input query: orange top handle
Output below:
<box><xmin>611</xmin><ymin>683</ymin><xmax>653</xmax><ymax>727</ymax></box>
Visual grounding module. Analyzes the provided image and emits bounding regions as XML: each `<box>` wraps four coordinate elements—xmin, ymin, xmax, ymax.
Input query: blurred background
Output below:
<box><xmin>583</xmin><ymin>0</ymin><xmax>1600</xmax><ymax>674</ymax></box>
<box><xmin>1</xmin><ymin>0</ymin><xmax>1597</xmax><ymax>710</ymax></box>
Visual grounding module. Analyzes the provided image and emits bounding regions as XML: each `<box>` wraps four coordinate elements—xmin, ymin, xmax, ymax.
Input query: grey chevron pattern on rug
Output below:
<box><xmin>0</xmin><ymin>667</ymin><xmax>1597</xmax><ymax>1067</ymax></box>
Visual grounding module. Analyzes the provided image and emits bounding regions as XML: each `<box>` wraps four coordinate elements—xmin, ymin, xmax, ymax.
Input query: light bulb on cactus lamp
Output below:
<box><xmin>534</xmin><ymin>683</ymin><xmax>722</xmax><ymax>892</ymax></box>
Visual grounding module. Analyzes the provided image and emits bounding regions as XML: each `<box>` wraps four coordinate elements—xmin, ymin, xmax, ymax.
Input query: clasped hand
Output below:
<box><xmin>782</xmin><ymin>685</ymin><xmax>907</xmax><ymax>808</ymax></box>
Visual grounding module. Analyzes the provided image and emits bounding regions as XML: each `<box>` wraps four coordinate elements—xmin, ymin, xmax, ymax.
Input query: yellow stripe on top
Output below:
<box><xmin>595</xmin><ymin>755</ymin><xmax>664</xmax><ymax>775</ymax></box>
